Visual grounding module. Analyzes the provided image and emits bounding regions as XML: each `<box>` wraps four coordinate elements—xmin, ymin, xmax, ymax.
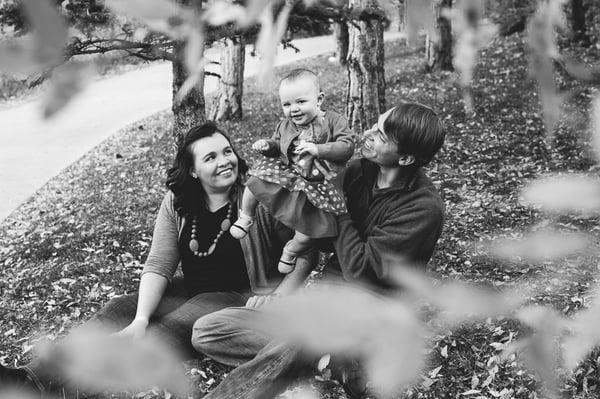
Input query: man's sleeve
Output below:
<box><xmin>333</xmin><ymin>197</ymin><xmax>443</xmax><ymax>282</ymax></box>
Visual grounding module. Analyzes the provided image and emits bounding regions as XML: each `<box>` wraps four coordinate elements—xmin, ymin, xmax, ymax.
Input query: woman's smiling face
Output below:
<box><xmin>189</xmin><ymin>133</ymin><xmax>239</xmax><ymax>195</ymax></box>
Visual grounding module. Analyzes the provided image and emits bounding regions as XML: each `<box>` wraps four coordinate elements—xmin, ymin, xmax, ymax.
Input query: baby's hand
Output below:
<box><xmin>294</xmin><ymin>141</ymin><xmax>318</xmax><ymax>157</ymax></box>
<box><xmin>252</xmin><ymin>139</ymin><xmax>270</xmax><ymax>152</ymax></box>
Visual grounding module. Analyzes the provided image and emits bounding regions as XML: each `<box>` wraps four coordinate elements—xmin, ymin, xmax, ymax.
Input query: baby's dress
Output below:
<box><xmin>247</xmin><ymin>111</ymin><xmax>352</xmax><ymax>238</ymax></box>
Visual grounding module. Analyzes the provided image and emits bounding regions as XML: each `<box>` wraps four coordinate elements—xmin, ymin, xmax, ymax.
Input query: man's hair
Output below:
<box><xmin>279</xmin><ymin>68</ymin><xmax>321</xmax><ymax>92</ymax></box>
<box><xmin>383</xmin><ymin>102</ymin><xmax>445</xmax><ymax>167</ymax></box>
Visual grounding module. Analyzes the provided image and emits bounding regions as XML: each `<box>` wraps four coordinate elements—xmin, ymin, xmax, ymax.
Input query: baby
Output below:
<box><xmin>230</xmin><ymin>68</ymin><xmax>355</xmax><ymax>273</ymax></box>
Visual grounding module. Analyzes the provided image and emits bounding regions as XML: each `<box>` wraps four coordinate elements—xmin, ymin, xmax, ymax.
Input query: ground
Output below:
<box><xmin>1</xmin><ymin>34</ymin><xmax>600</xmax><ymax>398</ymax></box>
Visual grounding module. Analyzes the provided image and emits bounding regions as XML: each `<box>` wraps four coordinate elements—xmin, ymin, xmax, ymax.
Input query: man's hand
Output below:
<box><xmin>245</xmin><ymin>294</ymin><xmax>278</xmax><ymax>308</ymax></box>
<box><xmin>112</xmin><ymin>318</ymin><xmax>149</xmax><ymax>340</ymax></box>
<box><xmin>294</xmin><ymin>141</ymin><xmax>318</xmax><ymax>157</ymax></box>
<box><xmin>252</xmin><ymin>139</ymin><xmax>270</xmax><ymax>152</ymax></box>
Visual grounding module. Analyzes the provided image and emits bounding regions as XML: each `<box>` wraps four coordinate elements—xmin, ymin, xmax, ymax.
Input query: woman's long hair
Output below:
<box><xmin>166</xmin><ymin>122</ymin><xmax>248</xmax><ymax>217</ymax></box>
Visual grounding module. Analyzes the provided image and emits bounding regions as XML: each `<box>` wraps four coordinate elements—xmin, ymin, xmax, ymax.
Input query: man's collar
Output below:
<box><xmin>361</xmin><ymin>159</ymin><xmax>420</xmax><ymax>192</ymax></box>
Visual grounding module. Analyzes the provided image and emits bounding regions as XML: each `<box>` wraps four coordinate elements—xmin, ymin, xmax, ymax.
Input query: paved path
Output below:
<box><xmin>0</xmin><ymin>33</ymin><xmax>401</xmax><ymax>222</ymax></box>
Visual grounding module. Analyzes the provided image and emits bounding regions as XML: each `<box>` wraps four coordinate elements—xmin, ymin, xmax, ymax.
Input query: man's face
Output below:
<box><xmin>360</xmin><ymin>108</ymin><xmax>401</xmax><ymax>167</ymax></box>
<box><xmin>279</xmin><ymin>77</ymin><xmax>323</xmax><ymax>126</ymax></box>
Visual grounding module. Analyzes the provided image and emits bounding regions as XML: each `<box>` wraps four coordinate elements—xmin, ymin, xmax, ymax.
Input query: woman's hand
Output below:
<box><xmin>245</xmin><ymin>294</ymin><xmax>278</xmax><ymax>308</ymax></box>
<box><xmin>113</xmin><ymin>318</ymin><xmax>149</xmax><ymax>340</ymax></box>
<box><xmin>252</xmin><ymin>139</ymin><xmax>270</xmax><ymax>153</ymax></box>
<box><xmin>294</xmin><ymin>141</ymin><xmax>318</xmax><ymax>157</ymax></box>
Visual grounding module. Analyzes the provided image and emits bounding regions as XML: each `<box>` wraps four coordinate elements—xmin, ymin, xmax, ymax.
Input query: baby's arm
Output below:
<box><xmin>312</xmin><ymin>112</ymin><xmax>354</xmax><ymax>162</ymax></box>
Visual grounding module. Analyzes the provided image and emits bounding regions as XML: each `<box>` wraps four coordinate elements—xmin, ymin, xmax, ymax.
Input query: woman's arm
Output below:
<box><xmin>115</xmin><ymin>192</ymin><xmax>181</xmax><ymax>338</ymax></box>
<box><xmin>114</xmin><ymin>272</ymin><xmax>169</xmax><ymax>339</ymax></box>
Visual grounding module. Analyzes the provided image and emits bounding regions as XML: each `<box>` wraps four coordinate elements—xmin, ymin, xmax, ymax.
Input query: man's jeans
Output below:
<box><xmin>192</xmin><ymin>306</ymin><xmax>310</xmax><ymax>399</ymax></box>
<box><xmin>23</xmin><ymin>278</ymin><xmax>249</xmax><ymax>393</ymax></box>
<box><xmin>192</xmin><ymin>271</ymin><xmax>356</xmax><ymax>399</ymax></box>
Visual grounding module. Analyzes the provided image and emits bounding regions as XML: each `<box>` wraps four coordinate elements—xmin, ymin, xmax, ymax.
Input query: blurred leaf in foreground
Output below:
<box><xmin>104</xmin><ymin>0</ymin><xmax>192</xmax><ymax>39</ymax></box>
<box><xmin>507</xmin><ymin>305</ymin><xmax>563</xmax><ymax>399</ymax></box>
<box><xmin>0</xmin><ymin>0</ymin><xmax>67</xmax><ymax>77</ymax></box>
<box><xmin>591</xmin><ymin>94</ymin><xmax>600</xmax><ymax>160</ymax></box>
<box><xmin>443</xmin><ymin>0</ymin><xmax>497</xmax><ymax>114</ymax></box>
<box><xmin>202</xmin><ymin>0</ymin><xmax>247</xmax><ymax>26</ymax></box>
<box><xmin>521</xmin><ymin>174</ymin><xmax>600</xmax><ymax>214</ymax></box>
<box><xmin>254</xmin><ymin>284</ymin><xmax>424</xmax><ymax>396</ymax></box>
<box><xmin>42</xmin><ymin>62</ymin><xmax>93</xmax><ymax>119</ymax></box>
<box><xmin>487</xmin><ymin>229</ymin><xmax>592</xmax><ymax>262</ymax></box>
<box><xmin>175</xmin><ymin>25</ymin><xmax>207</xmax><ymax>103</ymax></box>
<box><xmin>526</xmin><ymin>0</ymin><xmax>567</xmax><ymax>137</ymax></box>
<box><xmin>387</xmin><ymin>259</ymin><xmax>528</xmax><ymax>324</ymax></box>
<box><xmin>22</xmin><ymin>0</ymin><xmax>67</xmax><ymax>63</ymax></box>
<box><xmin>563</xmin><ymin>284</ymin><xmax>600</xmax><ymax>370</ymax></box>
<box><xmin>36</xmin><ymin>326</ymin><xmax>189</xmax><ymax>396</ymax></box>
<box><xmin>405</xmin><ymin>0</ymin><xmax>435</xmax><ymax>47</ymax></box>
<box><xmin>254</xmin><ymin>2</ymin><xmax>294</xmax><ymax>85</ymax></box>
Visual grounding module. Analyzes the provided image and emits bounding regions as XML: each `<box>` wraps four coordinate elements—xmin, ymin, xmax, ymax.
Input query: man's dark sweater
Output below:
<box><xmin>330</xmin><ymin>158</ymin><xmax>444</xmax><ymax>288</ymax></box>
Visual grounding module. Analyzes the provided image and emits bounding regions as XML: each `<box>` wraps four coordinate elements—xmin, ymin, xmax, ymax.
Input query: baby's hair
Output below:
<box><xmin>280</xmin><ymin>68</ymin><xmax>321</xmax><ymax>92</ymax></box>
<box><xmin>383</xmin><ymin>101</ymin><xmax>445</xmax><ymax>167</ymax></box>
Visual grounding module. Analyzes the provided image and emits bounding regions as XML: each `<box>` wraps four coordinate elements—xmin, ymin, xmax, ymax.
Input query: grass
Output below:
<box><xmin>2</xmin><ymin>34</ymin><xmax>600</xmax><ymax>398</ymax></box>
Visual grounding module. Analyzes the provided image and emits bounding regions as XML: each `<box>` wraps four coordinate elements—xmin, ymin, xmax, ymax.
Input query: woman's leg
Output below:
<box><xmin>278</xmin><ymin>231</ymin><xmax>313</xmax><ymax>273</ymax></box>
<box><xmin>146</xmin><ymin>291</ymin><xmax>249</xmax><ymax>358</ymax></box>
<box><xmin>230</xmin><ymin>188</ymin><xmax>259</xmax><ymax>239</ymax></box>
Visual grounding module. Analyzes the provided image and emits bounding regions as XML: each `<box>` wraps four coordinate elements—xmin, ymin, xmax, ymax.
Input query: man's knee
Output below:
<box><xmin>191</xmin><ymin>307</ymin><xmax>253</xmax><ymax>353</ymax></box>
<box><xmin>191</xmin><ymin>311</ymin><xmax>227</xmax><ymax>353</ymax></box>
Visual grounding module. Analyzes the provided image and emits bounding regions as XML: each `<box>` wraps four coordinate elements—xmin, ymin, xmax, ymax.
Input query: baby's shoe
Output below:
<box><xmin>278</xmin><ymin>245</ymin><xmax>297</xmax><ymax>274</ymax></box>
<box><xmin>230</xmin><ymin>212</ymin><xmax>254</xmax><ymax>239</ymax></box>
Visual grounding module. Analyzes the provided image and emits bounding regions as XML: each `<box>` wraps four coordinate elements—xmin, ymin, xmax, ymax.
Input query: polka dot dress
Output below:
<box><xmin>247</xmin><ymin>155</ymin><xmax>347</xmax><ymax>238</ymax></box>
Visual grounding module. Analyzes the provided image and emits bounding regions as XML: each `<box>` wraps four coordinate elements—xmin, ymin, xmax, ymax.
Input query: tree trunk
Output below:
<box><xmin>571</xmin><ymin>0</ymin><xmax>590</xmax><ymax>46</ymax></box>
<box><xmin>209</xmin><ymin>36</ymin><xmax>245</xmax><ymax>121</ymax></box>
<box><xmin>333</xmin><ymin>21</ymin><xmax>349</xmax><ymax>65</ymax></box>
<box><xmin>425</xmin><ymin>0</ymin><xmax>453</xmax><ymax>71</ymax></box>
<box><xmin>172</xmin><ymin>41</ymin><xmax>206</xmax><ymax>145</ymax></box>
<box><xmin>345</xmin><ymin>0</ymin><xmax>385</xmax><ymax>134</ymax></box>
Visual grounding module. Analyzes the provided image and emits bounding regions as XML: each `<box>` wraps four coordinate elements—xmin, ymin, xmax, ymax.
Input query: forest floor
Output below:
<box><xmin>2</xmin><ymin>33</ymin><xmax>600</xmax><ymax>398</ymax></box>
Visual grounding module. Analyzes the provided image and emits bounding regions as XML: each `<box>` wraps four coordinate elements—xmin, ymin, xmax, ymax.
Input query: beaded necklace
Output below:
<box><xmin>188</xmin><ymin>202</ymin><xmax>233</xmax><ymax>257</ymax></box>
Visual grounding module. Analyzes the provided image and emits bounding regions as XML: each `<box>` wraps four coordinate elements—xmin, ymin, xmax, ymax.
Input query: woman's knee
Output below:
<box><xmin>91</xmin><ymin>294</ymin><xmax>138</xmax><ymax>329</ymax></box>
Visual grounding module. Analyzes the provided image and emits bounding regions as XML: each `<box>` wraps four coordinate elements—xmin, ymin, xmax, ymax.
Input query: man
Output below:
<box><xmin>191</xmin><ymin>101</ymin><xmax>446</xmax><ymax>399</ymax></box>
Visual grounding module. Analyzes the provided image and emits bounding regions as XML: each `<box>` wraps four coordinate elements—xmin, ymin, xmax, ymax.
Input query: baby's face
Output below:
<box><xmin>278</xmin><ymin>77</ymin><xmax>323</xmax><ymax>126</ymax></box>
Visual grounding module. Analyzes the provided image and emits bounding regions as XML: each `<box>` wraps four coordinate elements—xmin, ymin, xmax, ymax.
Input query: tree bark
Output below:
<box><xmin>172</xmin><ymin>41</ymin><xmax>206</xmax><ymax>145</ymax></box>
<box><xmin>571</xmin><ymin>0</ymin><xmax>590</xmax><ymax>46</ymax></box>
<box><xmin>425</xmin><ymin>0</ymin><xmax>453</xmax><ymax>71</ymax></box>
<box><xmin>209</xmin><ymin>36</ymin><xmax>245</xmax><ymax>121</ymax></box>
<box><xmin>345</xmin><ymin>0</ymin><xmax>385</xmax><ymax>134</ymax></box>
<box><xmin>333</xmin><ymin>21</ymin><xmax>349</xmax><ymax>65</ymax></box>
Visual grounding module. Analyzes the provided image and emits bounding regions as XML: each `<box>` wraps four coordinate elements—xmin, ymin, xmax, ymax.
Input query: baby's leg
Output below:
<box><xmin>230</xmin><ymin>187</ymin><xmax>259</xmax><ymax>239</ymax></box>
<box><xmin>279</xmin><ymin>231</ymin><xmax>313</xmax><ymax>274</ymax></box>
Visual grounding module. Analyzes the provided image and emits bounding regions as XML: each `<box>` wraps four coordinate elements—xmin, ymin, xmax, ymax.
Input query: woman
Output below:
<box><xmin>0</xmin><ymin>122</ymin><xmax>316</xmax><ymax>396</ymax></box>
